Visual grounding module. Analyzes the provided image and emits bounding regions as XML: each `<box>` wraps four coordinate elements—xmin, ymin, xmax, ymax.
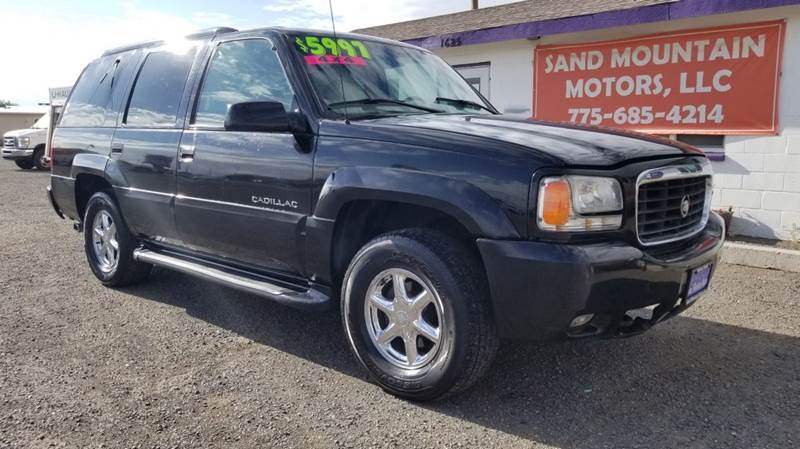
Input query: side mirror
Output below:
<box><xmin>224</xmin><ymin>101</ymin><xmax>291</xmax><ymax>133</ymax></box>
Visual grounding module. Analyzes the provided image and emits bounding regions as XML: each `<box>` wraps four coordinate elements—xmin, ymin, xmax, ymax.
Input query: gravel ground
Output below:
<box><xmin>0</xmin><ymin>163</ymin><xmax>798</xmax><ymax>449</ymax></box>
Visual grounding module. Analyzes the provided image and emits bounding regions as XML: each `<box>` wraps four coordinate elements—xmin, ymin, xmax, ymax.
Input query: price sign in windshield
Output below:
<box><xmin>294</xmin><ymin>36</ymin><xmax>371</xmax><ymax>65</ymax></box>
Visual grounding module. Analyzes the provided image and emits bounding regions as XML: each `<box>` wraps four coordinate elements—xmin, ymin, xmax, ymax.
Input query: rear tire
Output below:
<box><xmin>33</xmin><ymin>146</ymin><xmax>49</xmax><ymax>170</ymax></box>
<box><xmin>14</xmin><ymin>159</ymin><xmax>33</xmax><ymax>170</ymax></box>
<box><xmin>341</xmin><ymin>229</ymin><xmax>498</xmax><ymax>401</ymax></box>
<box><xmin>83</xmin><ymin>191</ymin><xmax>152</xmax><ymax>287</ymax></box>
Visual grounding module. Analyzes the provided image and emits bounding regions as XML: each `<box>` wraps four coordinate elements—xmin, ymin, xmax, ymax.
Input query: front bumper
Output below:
<box><xmin>2</xmin><ymin>148</ymin><xmax>34</xmax><ymax>160</ymax></box>
<box><xmin>478</xmin><ymin>212</ymin><xmax>725</xmax><ymax>340</ymax></box>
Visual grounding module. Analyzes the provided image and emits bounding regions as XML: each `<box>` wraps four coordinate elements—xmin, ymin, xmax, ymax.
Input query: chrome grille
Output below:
<box><xmin>636</xmin><ymin>160</ymin><xmax>712</xmax><ymax>246</ymax></box>
<box><xmin>3</xmin><ymin>137</ymin><xmax>15</xmax><ymax>148</ymax></box>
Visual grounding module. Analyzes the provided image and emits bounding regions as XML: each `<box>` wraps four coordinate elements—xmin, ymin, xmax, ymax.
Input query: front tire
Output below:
<box><xmin>33</xmin><ymin>146</ymin><xmax>49</xmax><ymax>170</ymax></box>
<box><xmin>341</xmin><ymin>229</ymin><xmax>498</xmax><ymax>400</ymax></box>
<box><xmin>83</xmin><ymin>191</ymin><xmax>152</xmax><ymax>287</ymax></box>
<box><xmin>14</xmin><ymin>159</ymin><xmax>33</xmax><ymax>170</ymax></box>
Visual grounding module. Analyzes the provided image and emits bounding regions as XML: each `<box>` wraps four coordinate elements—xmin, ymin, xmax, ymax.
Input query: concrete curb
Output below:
<box><xmin>721</xmin><ymin>242</ymin><xmax>800</xmax><ymax>273</ymax></box>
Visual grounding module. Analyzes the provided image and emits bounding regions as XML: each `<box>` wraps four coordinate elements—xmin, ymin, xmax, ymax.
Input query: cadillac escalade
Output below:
<box><xmin>47</xmin><ymin>27</ymin><xmax>724</xmax><ymax>400</ymax></box>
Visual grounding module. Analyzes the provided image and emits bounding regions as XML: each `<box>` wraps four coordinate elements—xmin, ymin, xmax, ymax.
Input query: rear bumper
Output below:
<box><xmin>46</xmin><ymin>185</ymin><xmax>65</xmax><ymax>219</ymax></box>
<box><xmin>478</xmin><ymin>212</ymin><xmax>725</xmax><ymax>340</ymax></box>
<box><xmin>2</xmin><ymin>148</ymin><xmax>33</xmax><ymax>159</ymax></box>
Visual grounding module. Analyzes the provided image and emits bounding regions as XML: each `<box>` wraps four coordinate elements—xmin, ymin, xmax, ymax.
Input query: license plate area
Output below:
<box><xmin>685</xmin><ymin>263</ymin><xmax>712</xmax><ymax>304</ymax></box>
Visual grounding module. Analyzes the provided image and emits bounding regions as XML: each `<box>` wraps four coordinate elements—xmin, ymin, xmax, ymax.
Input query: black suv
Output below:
<box><xmin>47</xmin><ymin>27</ymin><xmax>724</xmax><ymax>400</ymax></box>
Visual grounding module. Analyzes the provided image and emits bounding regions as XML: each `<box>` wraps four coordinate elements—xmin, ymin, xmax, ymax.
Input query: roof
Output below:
<box><xmin>100</xmin><ymin>26</ymin><xmax>424</xmax><ymax>58</ymax></box>
<box><xmin>0</xmin><ymin>107</ymin><xmax>48</xmax><ymax>115</ymax></box>
<box><xmin>353</xmin><ymin>0</ymin><xmax>676</xmax><ymax>41</ymax></box>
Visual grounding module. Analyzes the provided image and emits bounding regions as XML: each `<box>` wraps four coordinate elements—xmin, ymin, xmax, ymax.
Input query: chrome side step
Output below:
<box><xmin>133</xmin><ymin>248</ymin><xmax>330</xmax><ymax>311</ymax></box>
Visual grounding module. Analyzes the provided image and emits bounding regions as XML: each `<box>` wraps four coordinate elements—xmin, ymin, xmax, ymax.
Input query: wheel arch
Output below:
<box><xmin>311</xmin><ymin>167</ymin><xmax>517</xmax><ymax>286</ymax></box>
<box><xmin>70</xmin><ymin>153</ymin><xmax>119</xmax><ymax>220</ymax></box>
<box><xmin>314</xmin><ymin>167</ymin><xmax>519</xmax><ymax>239</ymax></box>
<box><xmin>74</xmin><ymin>173</ymin><xmax>114</xmax><ymax>221</ymax></box>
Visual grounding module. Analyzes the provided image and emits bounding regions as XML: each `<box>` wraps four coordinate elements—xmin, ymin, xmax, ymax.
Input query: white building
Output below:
<box><xmin>357</xmin><ymin>0</ymin><xmax>800</xmax><ymax>241</ymax></box>
<box><xmin>0</xmin><ymin>107</ymin><xmax>47</xmax><ymax>137</ymax></box>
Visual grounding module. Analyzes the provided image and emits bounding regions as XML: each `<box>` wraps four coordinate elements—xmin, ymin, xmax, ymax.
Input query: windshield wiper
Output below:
<box><xmin>328</xmin><ymin>98</ymin><xmax>443</xmax><ymax>113</ymax></box>
<box><xmin>434</xmin><ymin>97</ymin><xmax>494</xmax><ymax>113</ymax></box>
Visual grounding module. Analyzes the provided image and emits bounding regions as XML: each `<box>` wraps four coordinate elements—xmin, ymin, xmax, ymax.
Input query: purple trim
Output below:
<box><xmin>706</xmin><ymin>152</ymin><xmax>726</xmax><ymax>162</ymax></box>
<box><xmin>405</xmin><ymin>0</ymin><xmax>800</xmax><ymax>49</ymax></box>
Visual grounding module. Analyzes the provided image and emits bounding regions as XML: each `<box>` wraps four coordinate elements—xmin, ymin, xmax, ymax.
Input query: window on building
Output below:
<box><xmin>194</xmin><ymin>39</ymin><xmax>294</xmax><ymax>127</ymax></box>
<box><xmin>125</xmin><ymin>49</ymin><xmax>196</xmax><ymax>127</ymax></box>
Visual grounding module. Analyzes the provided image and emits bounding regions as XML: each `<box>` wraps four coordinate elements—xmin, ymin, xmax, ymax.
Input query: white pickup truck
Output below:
<box><xmin>2</xmin><ymin>113</ymin><xmax>49</xmax><ymax>169</ymax></box>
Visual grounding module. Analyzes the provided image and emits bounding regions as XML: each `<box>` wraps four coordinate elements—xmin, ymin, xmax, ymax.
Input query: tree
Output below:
<box><xmin>0</xmin><ymin>99</ymin><xmax>18</xmax><ymax>108</ymax></box>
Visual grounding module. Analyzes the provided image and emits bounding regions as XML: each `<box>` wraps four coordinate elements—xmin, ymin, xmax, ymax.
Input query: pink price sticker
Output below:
<box><xmin>304</xmin><ymin>55</ymin><xmax>367</xmax><ymax>66</ymax></box>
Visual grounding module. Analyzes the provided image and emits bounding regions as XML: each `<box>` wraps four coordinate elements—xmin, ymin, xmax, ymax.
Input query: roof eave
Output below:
<box><xmin>379</xmin><ymin>0</ymin><xmax>800</xmax><ymax>50</ymax></box>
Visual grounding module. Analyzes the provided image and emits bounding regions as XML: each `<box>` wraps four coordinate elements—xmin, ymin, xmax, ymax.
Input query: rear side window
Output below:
<box><xmin>60</xmin><ymin>56</ymin><xmax>116</xmax><ymax>127</ymax></box>
<box><xmin>193</xmin><ymin>39</ymin><xmax>294</xmax><ymax>127</ymax></box>
<box><xmin>125</xmin><ymin>48</ymin><xmax>196</xmax><ymax>127</ymax></box>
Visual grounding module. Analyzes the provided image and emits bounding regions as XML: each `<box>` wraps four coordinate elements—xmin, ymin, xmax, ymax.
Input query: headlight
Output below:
<box><xmin>536</xmin><ymin>175</ymin><xmax>623</xmax><ymax>232</ymax></box>
<box><xmin>17</xmin><ymin>137</ymin><xmax>30</xmax><ymax>148</ymax></box>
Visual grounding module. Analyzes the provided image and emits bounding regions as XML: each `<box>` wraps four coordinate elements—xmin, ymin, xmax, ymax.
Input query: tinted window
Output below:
<box><xmin>126</xmin><ymin>49</ymin><xmax>196</xmax><ymax>127</ymax></box>
<box><xmin>194</xmin><ymin>39</ymin><xmax>294</xmax><ymax>127</ymax></box>
<box><xmin>60</xmin><ymin>56</ymin><xmax>116</xmax><ymax>127</ymax></box>
<box><xmin>105</xmin><ymin>52</ymin><xmax>141</xmax><ymax>126</ymax></box>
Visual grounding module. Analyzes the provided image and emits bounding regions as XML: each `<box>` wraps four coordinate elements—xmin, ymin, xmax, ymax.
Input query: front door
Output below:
<box><xmin>175</xmin><ymin>38</ymin><xmax>313</xmax><ymax>275</ymax></box>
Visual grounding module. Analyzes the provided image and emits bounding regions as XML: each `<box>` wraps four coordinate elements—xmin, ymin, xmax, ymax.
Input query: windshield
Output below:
<box><xmin>32</xmin><ymin>113</ymin><xmax>49</xmax><ymax>129</ymax></box>
<box><xmin>289</xmin><ymin>33</ymin><xmax>495</xmax><ymax>118</ymax></box>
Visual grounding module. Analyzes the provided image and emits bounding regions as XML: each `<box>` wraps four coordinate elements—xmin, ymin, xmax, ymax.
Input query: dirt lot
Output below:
<box><xmin>0</xmin><ymin>163</ymin><xmax>798</xmax><ymax>449</ymax></box>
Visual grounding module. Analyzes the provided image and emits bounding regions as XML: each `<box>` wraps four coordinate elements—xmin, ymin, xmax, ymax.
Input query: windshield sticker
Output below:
<box><xmin>304</xmin><ymin>55</ymin><xmax>367</xmax><ymax>65</ymax></box>
<box><xmin>295</xmin><ymin>36</ymin><xmax>372</xmax><ymax>61</ymax></box>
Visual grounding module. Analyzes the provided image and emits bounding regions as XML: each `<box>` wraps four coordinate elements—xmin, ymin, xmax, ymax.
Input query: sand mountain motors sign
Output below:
<box><xmin>534</xmin><ymin>21</ymin><xmax>785</xmax><ymax>134</ymax></box>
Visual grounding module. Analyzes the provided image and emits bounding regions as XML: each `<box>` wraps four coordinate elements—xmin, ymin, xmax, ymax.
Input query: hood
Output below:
<box><xmin>3</xmin><ymin>127</ymin><xmax>46</xmax><ymax>138</ymax></box>
<box><xmin>349</xmin><ymin>114</ymin><xmax>700</xmax><ymax>166</ymax></box>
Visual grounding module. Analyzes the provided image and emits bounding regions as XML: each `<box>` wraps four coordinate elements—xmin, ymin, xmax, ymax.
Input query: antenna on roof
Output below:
<box><xmin>329</xmin><ymin>0</ymin><xmax>349</xmax><ymax>122</ymax></box>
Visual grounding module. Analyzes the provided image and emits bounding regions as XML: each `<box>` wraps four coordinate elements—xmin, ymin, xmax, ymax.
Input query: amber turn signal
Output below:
<box><xmin>541</xmin><ymin>178</ymin><xmax>572</xmax><ymax>226</ymax></box>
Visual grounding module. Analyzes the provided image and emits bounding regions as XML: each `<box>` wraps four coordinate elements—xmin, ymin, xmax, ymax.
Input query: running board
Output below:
<box><xmin>133</xmin><ymin>248</ymin><xmax>330</xmax><ymax>311</ymax></box>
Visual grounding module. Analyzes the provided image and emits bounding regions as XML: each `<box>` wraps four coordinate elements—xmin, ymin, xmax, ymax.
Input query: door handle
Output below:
<box><xmin>179</xmin><ymin>144</ymin><xmax>195</xmax><ymax>161</ymax></box>
<box><xmin>111</xmin><ymin>142</ymin><xmax>124</xmax><ymax>153</ymax></box>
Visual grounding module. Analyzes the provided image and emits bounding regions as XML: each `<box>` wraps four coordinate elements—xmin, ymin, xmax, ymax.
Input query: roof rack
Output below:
<box><xmin>100</xmin><ymin>27</ymin><xmax>238</xmax><ymax>57</ymax></box>
<box><xmin>185</xmin><ymin>27</ymin><xmax>239</xmax><ymax>40</ymax></box>
<box><xmin>102</xmin><ymin>40</ymin><xmax>163</xmax><ymax>57</ymax></box>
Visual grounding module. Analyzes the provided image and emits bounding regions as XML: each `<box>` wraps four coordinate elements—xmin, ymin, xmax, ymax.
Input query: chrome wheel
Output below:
<box><xmin>92</xmin><ymin>210</ymin><xmax>119</xmax><ymax>273</ymax></box>
<box><xmin>364</xmin><ymin>268</ymin><xmax>446</xmax><ymax>370</ymax></box>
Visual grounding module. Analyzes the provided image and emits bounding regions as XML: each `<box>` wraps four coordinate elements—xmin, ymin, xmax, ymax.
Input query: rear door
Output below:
<box><xmin>111</xmin><ymin>45</ymin><xmax>199</xmax><ymax>244</ymax></box>
<box><xmin>51</xmin><ymin>51</ymin><xmax>141</xmax><ymax>219</ymax></box>
<box><xmin>175</xmin><ymin>37</ymin><xmax>313</xmax><ymax>275</ymax></box>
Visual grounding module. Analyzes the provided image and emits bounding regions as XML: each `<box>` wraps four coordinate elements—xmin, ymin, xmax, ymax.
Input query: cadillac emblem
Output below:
<box><xmin>680</xmin><ymin>195</ymin><xmax>691</xmax><ymax>218</ymax></box>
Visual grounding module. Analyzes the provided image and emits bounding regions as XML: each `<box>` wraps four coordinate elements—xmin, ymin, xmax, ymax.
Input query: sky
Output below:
<box><xmin>0</xmin><ymin>0</ymin><xmax>519</xmax><ymax>106</ymax></box>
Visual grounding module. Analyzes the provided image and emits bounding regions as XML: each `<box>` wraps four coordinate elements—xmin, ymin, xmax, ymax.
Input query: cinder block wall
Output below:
<box><xmin>710</xmin><ymin>13</ymin><xmax>800</xmax><ymax>241</ymax></box>
<box><xmin>711</xmin><ymin>135</ymin><xmax>800</xmax><ymax>240</ymax></box>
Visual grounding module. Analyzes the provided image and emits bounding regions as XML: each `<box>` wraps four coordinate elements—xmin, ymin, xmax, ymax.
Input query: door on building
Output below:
<box><xmin>453</xmin><ymin>63</ymin><xmax>490</xmax><ymax>99</ymax></box>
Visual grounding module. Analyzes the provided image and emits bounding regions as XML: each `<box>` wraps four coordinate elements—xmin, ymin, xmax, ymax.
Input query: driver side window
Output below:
<box><xmin>194</xmin><ymin>39</ymin><xmax>294</xmax><ymax>127</ymax></box>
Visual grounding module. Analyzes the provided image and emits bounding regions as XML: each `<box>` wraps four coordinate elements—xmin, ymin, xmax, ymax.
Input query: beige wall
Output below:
<box><xmin>0</xmin><ymin>113</ymin><xmax>44</xmax><ymax>136</ymax></box>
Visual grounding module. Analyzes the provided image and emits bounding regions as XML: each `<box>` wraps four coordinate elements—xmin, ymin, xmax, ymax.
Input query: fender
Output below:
<box><xmin>314</xmin><ymin>167</ymin><xmax>519</xmax><ymax>239</ymax></box>
<box><xmin>70</xmin><ymin>153</ymin><xmax>111</xmax><ymax>181</ymax></box>
<box><xmin>72</xmin><ymin>152</ymin><xmax>142</xmax><ymax>192</ymax></box>
<box><xmin>50</xmin><ymin>153</ymin><xmax>114</xmax><ymax>220</ymax></box>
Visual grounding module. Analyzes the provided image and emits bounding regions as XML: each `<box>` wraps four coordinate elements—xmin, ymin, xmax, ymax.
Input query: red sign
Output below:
<box><xmin>534</xmin><ymin>21</ymin><xmax>785</xmax><ymax>135</ymax></box>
